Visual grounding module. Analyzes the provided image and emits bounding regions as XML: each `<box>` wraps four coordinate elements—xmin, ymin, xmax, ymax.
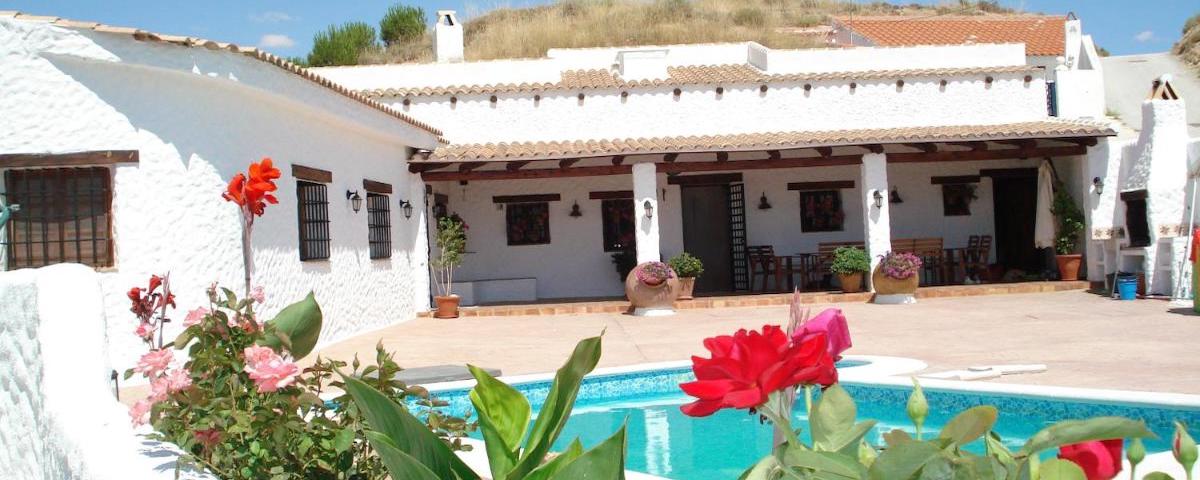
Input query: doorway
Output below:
<box><xmin>680</xmin><ymin>184</ymin><xmax>734</xmax><ymax>293</ymax></box>
<box><xmin>990</xmin><ymin>170</ymin><xmax>1041</xmax><ymax>273</ymax></box>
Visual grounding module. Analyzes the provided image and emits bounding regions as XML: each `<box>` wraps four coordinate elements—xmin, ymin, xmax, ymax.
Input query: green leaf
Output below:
<box><xmin>812</xmin><ymin>384</ymin><xmax>857</xmax><ymax>449</ymax></box>
<box><xmin>525</xmin><ymin>439</ymin><xmax>583</xmax><ymax>480</ymax></box>
<box><xmin>740</xmin><ymin>455</ymin><xmax>782</xmax><ymax>480</ymax></box>
<box><xmin>1036</xmin><ymin>459</ymin><xmax>1086</xmax><ymax>480</ymax></box>
<box><xmin>332</xmin><ymin>427</ymin><xmax>355</xmax><ymax>454</ymax></box>
<box><xmin>782</xmin><ymin>448</ymin><xmax>867</xmax><ymax>480</ymax></box>
<box><xmin>262</xmin><ymin>292</ymin><xmax>323</xmax><ymax>359</ymax></box>
<box><xmin>1018</xmin><ymin>417</ymin><xmax>1155</xmax><ymax>457</ymax></box>
<box><xmin>340</xmin><ymin>372</ymin><xmax>480</xmax><ymax>480</ymax></box>
<box><xmin>983</xmin><ymin>432</ymin><xmax>1017</xmax><ymax>479</ymax></box>
<box><xmin>173</xmin><ymin>328</ymin><xmax>194</xmax><ymax>350</ymax></box>
<box><xmin>363</xmin><ymin>431</ymin><xmax>442</xmax><ymax>480</ymax></box>
<box><xmin>869</xmin><ymin>440</ymin><xmax>942</xmax><ymax>480</ymax></box>
<box><xmin>1141</xmin><ymin>473</ymin><xmax>1175</xmax><ymax>480</ymax></box>
<box><xmin>884</xmin><ymin>429</ymin><xmax>915</xmax><ymax>448</ymax></box>
<box><xmin>467</xmin><ymin>364</ymin><xmax>531</xmax><ymax>480</ymax></box>
<box><xmin>916</xmin><ymin>454</ymin><xmax>952</xmax><ymax>480</ymax></box>
<box><xmin>938</xmin><ymin>406</ymin><xmax>999</xmax><ymax>447</ymax></box>
<box><xmin>826</xmin><ymin>420</ymin><xmax>879</xmax><ymax>456</ymax></box>
<box><xmin>509</xmin><ymin>335</ymin><xmax>604</xmax><ymax>479</ymax></box>
<box><xmin>547</xmin><ymin>425</ymin><xmax>627</xmax><ymax>480</ymax></box>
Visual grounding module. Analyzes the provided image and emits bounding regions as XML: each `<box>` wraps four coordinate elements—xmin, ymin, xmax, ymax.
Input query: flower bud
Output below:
<box><xmin>1128</xmin><ymin>437</ymin><xmax>1145</xmax><ymax>467</ymax></box>
<box><xmin>1175</xmin><ymin>421</ymin><xmax>1197</xmax><ymax>476</ymax></box>
<box><xmin>907</xmin><ymin>377</ymin><xmax>928</xmax><ymax>439</ymax></box>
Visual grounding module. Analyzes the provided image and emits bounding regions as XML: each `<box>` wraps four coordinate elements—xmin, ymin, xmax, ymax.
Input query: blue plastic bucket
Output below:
<box><xmin>1116</xmin><ymin>274</ymin><xmax>1138</xmax><ymax>300</ymax></box>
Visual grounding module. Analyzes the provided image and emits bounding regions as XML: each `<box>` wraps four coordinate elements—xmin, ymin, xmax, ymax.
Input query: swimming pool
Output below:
<box><xmin>427</xmin><ymin>361</ymin><xmax>1200</xmax><ymax>480</ymax></box>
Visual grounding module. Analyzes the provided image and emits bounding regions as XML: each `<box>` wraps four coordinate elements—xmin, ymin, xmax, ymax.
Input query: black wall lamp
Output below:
<box><xmin>346</xmin><ymin>190</ymin><xmax>363</xmax><ymax>213</ymax></box>
<box><xmin>643</xmin><ymin>200</ymin><xmax>654</xmax><ymax>219</ymax></box>
<box><xmin>757</xmin><ymin>192</ymin><xmax>772</xmax><ymax>210</ymax></box>
<box><xmin>889</xmin><ymin>186</ymin><xmax>904</xmax><ymax>204</ymax></box>
<box><xmin>569</xmin><ymin>201</ymin><xmax>583</xmax><ymax>217</ymax></box>
<box><xmin>1093</xmin><ymin>177</ymin><xmax>1104</xmax><ymax>195</ymax></box>
<box><xmin>399</xmin><ymin>199</ymin><xmax>413</xmax><ymax>219</ymax></box>
<box><xmin>873</xmin><ymin>190</ymin><xmax>884</xmax><ymax>209</ymax></box>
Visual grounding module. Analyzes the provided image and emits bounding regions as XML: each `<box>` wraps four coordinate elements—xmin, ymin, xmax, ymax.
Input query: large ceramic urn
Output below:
<box><xmin>871</xmin><ymin>265</ymin><xmax>918</xmax><ymax>304</ymax></box>
<box><xmin>625</xmin><ymin>266</ymin><xmax>680</xmax><ymax>316</ymax></box>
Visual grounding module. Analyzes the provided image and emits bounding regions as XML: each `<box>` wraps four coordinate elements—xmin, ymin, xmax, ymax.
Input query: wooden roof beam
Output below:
<box><xmin>905</xmin><ymin>143</ymin><xmax>938</xmax><ymax>153</ymax></box>
<box><xmin>716</xmin><ymin>152</ymin><xmax>729</xmax><ymax>162</ymax></box>
<box><xmin>1059</xmin><ymin>137</ymin><xmax>1099</xmax><ymax>147</ymax></box>
<box><xmin>993</xmin><ymin>139</ymin><xmax>1038</xmax><ymax>149</ymax></box>
<box><xmin>611</xmin><ymin>155</ymin><xmax>626</xmax><ymax>166</ymax></box>
<box><xmin>408</xmin><ymin>163</ymin><xmax>450</xmax><ymax>174</ymax></box>
<box><xmin>506</xmin><ymin>161</ymin><xmax>531</xmax><ymax>172</ymax></box>
<box><xmin>947</xmin><ymin>141</ymin><xmax>987</xmax><ymax>151</ymax></box>
<box><xmin>861</xmin><ymin>144</ymin><xmax>885</xmax><ymax>154</ymax></box>
<box><xmin>663</xmin><ymin>153</ymin><xmax>679</xmax><ymax>163</ymax></box>
<box><xmin>458</xmin><ymin>162</ymin><xmax>486</xmax><ymax>172</ymax></box>
<box><xmin>559</xmin><ymin>158</ymin><xmax>579</xmax><ymax>168</ymax></box>
<box><xmin>814</xmin><ymin>147</ymin><xmax>833</xmax><ymax>158</ymax></box>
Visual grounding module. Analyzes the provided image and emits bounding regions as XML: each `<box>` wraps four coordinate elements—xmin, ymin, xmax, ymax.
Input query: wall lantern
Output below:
<box><xmin>757</xmin><ymin>192</ymin><xmax>772</xmax><ymax>210</ymax></box>
<box><xmin>872</xmin><ymin>190</ymin><xmax>884</xmax><ymax>209</ymax></box>
<box><xmin>889</xmin><ymin>186</ymin><xmax>904</xmax><ymax>204</ymax></box>
<box><xmin>643</xmin><ymin>200</ymin><xmax>654</xmax><ymax>219</ymax></box>
<box><xmin>1092</xmin><ymin>177</ymin><xmax>1104</xmax><ymax>195</ymax></box>
<box><xmin>399</xmin><ymin>199</ymin><xmax>413</xmax><ymax>219</ymax></box>
<box><xmin>569</xmin><ymin>201</ymin><xmax>583</xmax><ymax>218</ymax></box>
<box><xmin>346</xmin><ymin>190</ymin><xmax>363</xmax><ymax>213</ymax></box>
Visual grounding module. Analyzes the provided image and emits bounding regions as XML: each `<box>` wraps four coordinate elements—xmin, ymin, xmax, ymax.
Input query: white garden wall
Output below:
<box><xmin>0</xmin><ymin>18</ymin><xmax>437</xmax><ymax>377</ymax></box>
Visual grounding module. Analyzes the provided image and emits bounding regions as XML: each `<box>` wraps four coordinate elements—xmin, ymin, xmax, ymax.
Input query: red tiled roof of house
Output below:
<box><xmin>833</xmin><ymin>15</ymin><xmax>1067</xmax><ymax>56</ymax></box>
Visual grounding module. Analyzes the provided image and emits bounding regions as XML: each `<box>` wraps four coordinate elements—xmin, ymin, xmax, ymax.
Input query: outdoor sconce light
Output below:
<box><xmin>889</xmin><ymin>186</ymin><xmax>904</xmax><ymax>204</ymax></box>
<box><xmin>643</xmin><ymin>200</ymin><xmax>654</xmax><ymax>219</ymax></box>
<box><xmin>399</xmin><ymin>199</ymin><xmax>413</xmax><ymax>219</ymax></box>
<box><xmin>346</xmin><ymin>190</ymin><xmax>363</xmax><ymax>213</ymax></box>
<box><xmin>1093</xmin><ymin>177</ymin><xmax>1104</xmax><ymax>195</ymax></box>
<box><xmin>758</xmin><ymin>192</ymin><xmax>772</xmax><ymax>210</ymax></box>
<box><xmin>873</xmin><ymin>190</ymin><xmax>884</xmax><ymax>209</ymax></box>
<box><xmin>569</xmin><ymin>201</ymin><xmax>583</xmax><ymax>218</ymax></box>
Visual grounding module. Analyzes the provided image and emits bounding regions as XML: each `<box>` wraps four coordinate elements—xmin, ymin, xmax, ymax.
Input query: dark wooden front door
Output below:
<box><xmin>681</xmin><ymin>184</ymin><xmax>734</xmax><ymax>293</ymax></box>
<box><xmin>991</xmin><ymin>173</ymin><xmax>1041</xmax><ymax>272</ymax></box>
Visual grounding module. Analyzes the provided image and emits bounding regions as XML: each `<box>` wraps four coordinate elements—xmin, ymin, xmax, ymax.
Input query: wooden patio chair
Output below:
<box><xmin>747</xmin><ymin>245</ymin><xmax>777</xmax><ymax>292</ymax></box>
<box><xmin>910</xmin><ymin>237</ymin><xmax>945</xmax><ymax>286</ymax></box>
<box><xmin>962</xmin><ymin>235</ymin><xmax>992</xmax><ymax>282</ymax></box>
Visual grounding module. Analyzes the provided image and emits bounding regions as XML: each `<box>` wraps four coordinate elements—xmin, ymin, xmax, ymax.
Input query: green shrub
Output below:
<box><xmin>830</xmin><ymin>246</ymin><xmax>870</xmax><ymax>275</ymax></box>
<box><xmin>1051</xmin><ymin>182</ymin><xmax>1084</xmax><ymax>255</ymax></box>
<box><xmin>731</xmin><ymin>7</ymin><xmax>766</xmax><ymax>27</ymax></box>
<box><xmin>668</xmin><ymin>252</ymin><xmax>704</xmax><ymax>278</ymax></box>
<box><xmin>307</xmin><ymin>22</ymin><xmax>378</xmax><ymax>67</ymax></box>
<box><xmin>380</xmin><ymin>4</ymin><xmax>426</xmax><ymax>46</ymax></box>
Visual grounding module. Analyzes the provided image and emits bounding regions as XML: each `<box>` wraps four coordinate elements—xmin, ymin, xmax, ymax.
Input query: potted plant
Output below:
<box><xmin>829</xmin><ymin>246</ymin><xmax>869</xmax><ymax>293</ymax></box>
<box><xmin>625</xmin><ymin>261</ymin><xmax>679</xmax><ymax>316</ymax></box>
<box><xmin>1052</xmin><ymin>183</ymin><xmax>1085</xmax><ymax>281</ymax></box>
<box><xmin>431</xmin><ymin>214</ymin><xmax>467</xmax><ymax>318</ymax></box>
<box><xmin>872</xmin><ymin>251</ymin><xmax>922</xmax><ymax>304</ymax></box>
<box><xmin>668</xmin><ymin>252</ymin><xmax>704</xmax><ymax>300</ymax></box>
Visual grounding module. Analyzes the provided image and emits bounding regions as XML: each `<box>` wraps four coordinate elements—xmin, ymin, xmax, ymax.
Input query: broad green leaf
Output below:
<box><xmin>939</xmin><ymin>406</ymin><xmax>999</xmax><ymax>447</ymax></box>
<box><xmin>885</xmin><ymin>429</ymin><xmax>915</xmax><ymax>448</ymax></box>
<box><xmin>173</xmin><ymin>328</ymin><xmax>194</xmax><ymax>349</ymax></box>
<box><xmin>1036</xmin><ymin>459</ymin><xmax>1086</xmax><ymax>480</ymax></box>
<box><xmin>826</xmin><ymin>420</ymin><xmax>879</xmax><ymax>456</ymax></box>
<box><xmin>984</xmin><ymin>432</ymin><xmax>1017</xmax><ymax>479</ymax></box>
<box><xmin>363</xmin><ymin>431</ymin><xmax>442</xmax><ymax>480</ymax></box>
<box><xmin>510</xmin><ymin>335</ymin><xmax>604</xmax><ymax>479</ymax></box>
<box><xmin>548</xmin><ymin>424</ymin><xmax>627</xmax><ymax>480</ymax></box>
<box><xmin>869</xmin><ymin>440</ymin><xmax>942</xmax><ymax>480</ymax></box>
<box><xmin>782</xmin><ymin>448</ymin><xmax>866</xmax><ymax>480</ymax></box>
<box><xmin>332</xmin><ymin>427</ymin><xmax>355</xmax><ymax>454</ymax></box>
<box><xmin>1018</xmin><ymin>417</ymin><xmax>1155</xmax><ymax>457</ymax></box>
<box><xmin>951</xmin><ymin>454</ymin><xmax>1006</xmax><ymax>480</ymax></box>
<box><xmin>916</xmin><ymin>454</ymin><xmax>952</xmax><ymax>480</ymax></box>
<box><xmin>263</xmin><ymin>292</ymin><xmax>323</xmax><ymax>359</ymax></box>
<box><xmin>739</xmin><ymin>455</ymin><xmax>782</xmax><ymax>480</ymax></box>
<box><xmin>340</xmin><ymin>373</ymin><xmax>480</xmax><ymax>480</ymax></box>
<box><xmin>468</xmin><ymin>364</ymin><xmax>531</xmax><ymax>480</ymax></box>
<box><xmin>1141</xmin><ymin>473</ymin><xmax>1175</xmax><ymax>480</ymax></box>
<box><xmin>812</xmin><ymin>384</ymin><xmax>857</xmax><ymax>448</ymax></box>
<box><xmin>525</xmin><ymin>439</ymin><xmax>584</xmax><ymax>480</ymax></box>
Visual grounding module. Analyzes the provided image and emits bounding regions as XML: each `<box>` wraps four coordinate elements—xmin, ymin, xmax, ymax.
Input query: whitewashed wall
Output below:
<box><xmin>0</xmin><ymin>19</ymin><xmax>437</xmax><ymax>376</ymax></box>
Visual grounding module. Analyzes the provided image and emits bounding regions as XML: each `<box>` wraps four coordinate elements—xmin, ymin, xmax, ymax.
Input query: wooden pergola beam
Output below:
<box><xmin>905</xmin><ymin>143</ymin><xmax>938</xmax><ymax>153</ymax></box>
<box><xmin>887</xmin><ymin>145</ymin><xmax>1086</xmax><ymax>163</ymax></box>
<box><xmin>559</xmin><ymin>158</ymin><xmax>579</xmax><ymax>168</ymax></box>
<box><xmin>506</xmin><ymin>161</ymin><xmax>531</xmax><ymax>172</ymax></box>
<box><xmin>663</xmin><ymin>153</ymin><xmax>679</xmax><ymax>163</ymax></box>
<box><xmin>458</xmin><ymin>162</ymin><xmax>485</xmax><ymax>172</ymax></box>
<box><xmin>947</xmin><ymin>141</ymin><xmax>987</xmax><ymax>151</ymax></box>
<box><xmin>408</xmin><ymin>163</ymin><xmax>450</xmax><ymax>173</ymax></box>
<box><xmin>423</xmin><ymin>164</ymin><xmax>631</xmax><ymax>182</ymax></box>
<box><xmin>814</xmin><ymin>147</ymin><xmax>833</xmax><ymax>158</ymax></box>
<box><xmin>862</xmin><ymin>144</ymin><xmax>885</xmax><ymax>154</ymax></box>
<box><xmin>611</xmin><ymin>155</ymin><xmax>626</xmax><ymax>166</ymax></box>
<box><xmin>993</xmin><ymin>139</ymin><xmax>1038</xmax><ymax>149</ymax></box>
<box><xmin>716</xmin><ymin>152</ymin><xmax>729</xmax><ymax>162</ymax></box>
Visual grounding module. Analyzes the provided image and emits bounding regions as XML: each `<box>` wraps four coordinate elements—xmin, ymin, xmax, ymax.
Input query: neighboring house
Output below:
<box><xmin>0</xmin><ymin>12</ymin><xmax>440</xmax><ymax>374</ymax></box>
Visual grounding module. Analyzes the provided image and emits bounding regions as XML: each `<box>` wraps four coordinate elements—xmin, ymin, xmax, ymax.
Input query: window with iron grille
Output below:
<box><xmin>2</xmin><ymin>167</ymin><xmax>114</xmax><ymax>270</ymax></box>
<box><xmin>798</xmin><ymin>190</ymin><xmax>845</xmax><ymax>232</ymax></box>
<box><xmin>296</xmin><ymin>181</ymin><xmax>331</xmax><ymax>261</ymax></box>
<box><xmin>600</xmin><ymin>199</ymin><xmax>635</xmax><ymax>252</ymax></box>
<box><xmin>367</xmin><ymin>192</ymin><xmax>391</xmax><ymax>259</ymax></box>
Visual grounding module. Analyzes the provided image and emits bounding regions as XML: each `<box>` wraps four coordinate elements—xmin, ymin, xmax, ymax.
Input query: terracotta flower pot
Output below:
<box><xmin>836</xmin><ymin>272</ymin><xmax>864</xmax><ymax>294</ymax></box>
<box><xmin>677</xmin><ymin>277</ymin><xmax>696</xmax><ymax>300</ymax></box>
<box><xmin>871</xmin><ymin>265</ymin><xmax>919</xmax><ymax>295</ymax></box>
<box><xmin>625</xmin><ymin>270</ymin><xmax>680</xmax><ymax>313</ymax></box>
<box><xmin>1056</xmin><ymin>254</ymin><xmax>1083</xmax><ymax>281</ymax></box>
<box><xmin>434</xmin><ymin>294</ymin><xmax>461</xmax><ymax>319</ymax></box>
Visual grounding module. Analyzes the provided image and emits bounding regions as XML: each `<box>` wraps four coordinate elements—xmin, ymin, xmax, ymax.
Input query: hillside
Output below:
<box><xmin>359</xmin><ymin>0</ymin><xmax>1016</xmax><ymax>64</ymax></box>
<box><xmin>1176</xmin><ymin>13</ymin><xmax>1200</xmax><ymax>69</ymax></box>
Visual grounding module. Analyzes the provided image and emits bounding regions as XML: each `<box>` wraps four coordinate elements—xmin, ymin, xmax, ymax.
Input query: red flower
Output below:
<box><xmin>1058</xmin><ymin>439</ymin><xmax>1123</xmax><ymax>480</ymax></box>
<box><xmin>679</xmin><ymin>325</ymin><xmax>837</xmax><ymax>417</ymax></box>
<box><xmin>223</xmin><ymin>158</ymin><xmax>280</xmax><ymax>217</ymax></box>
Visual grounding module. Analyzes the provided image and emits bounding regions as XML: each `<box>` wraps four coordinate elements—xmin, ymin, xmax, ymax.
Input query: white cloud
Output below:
<box><xmin>1134</xmin><ymin>30</ymin><xmax>1154</xmax><ymax>42</ymax></box>
<box><xmin>250</xmin><ymin>11</ymin><xmax>294</xmax><ymax>23</ymax></box>
<box><xmin>258</xmin><ymin>34</ymin><xmax>296</xmax><ymax>49</ymax></box>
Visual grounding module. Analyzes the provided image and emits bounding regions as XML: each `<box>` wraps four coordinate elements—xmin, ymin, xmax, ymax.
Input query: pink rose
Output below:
<box><xmin>134</xmin><ymin>349</ymin><xmax>173</xmax><ymax>378</ymax></box>
<box><xmin>163</xmin><ymin>368</ymin><xmax>192</xmax><ymax>393</ymax></box>
<box><xmin>148</xmin><ymin>375</ymin><xmax>171</xmax><ymax>402</ymax></box>
<box><xmin>243</xmin><ymin>346</ymin><xmax>277</xmax><ymax>366</ymax></box>
<box><xmin>129</xmin><ymin>399</ymin><xmax>152</xmax><ymax>426</ymax></box>
<box><xmin>194</xmin><ymin>428</ymin><xmax>222</xmax><ymax>449</ymax></box>
<box><xmin>250</xmin><ymin>286</ymin><xmax>265</xmax><ymax>304</ymax></box>
<box><xmin>183</xmin><ymin>307</ymin><xmax>210</xmax><ymax>328</ymax></box>
<box><xmin>243</xmin><ymin>346</ymin><xmax>299</xmax><ymax>392</ymax></box>
<box><xmin>134</xmin><ymin>321</ymin><xmax>155</xmax><ymax>340</ymax></box>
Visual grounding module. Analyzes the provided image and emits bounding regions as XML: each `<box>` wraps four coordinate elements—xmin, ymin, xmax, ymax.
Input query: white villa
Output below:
<box><xmin>1</xmin><ymin>10</ymin><xmax>1198</xmax><ymax>375</ymax></box>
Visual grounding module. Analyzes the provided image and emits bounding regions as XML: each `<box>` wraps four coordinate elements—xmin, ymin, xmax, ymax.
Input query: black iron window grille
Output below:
<box><xmin>600</xmin><ymin>199</ymin><xmax>635</xmax><ymax>252</ymax></box>
<box><xmin>3</xmin><ymin>167</ymin><xmax>113</xmax><ymax>270</ymax></box>
<box><xmin>296</xmin><ymin>181</ymin><xmax>331</xmax><ymax>261</ymax></box>
<box><xmin>367</xmin><ymin>192</ymin><xmax>391</xmax><ymax>259</ymax></box>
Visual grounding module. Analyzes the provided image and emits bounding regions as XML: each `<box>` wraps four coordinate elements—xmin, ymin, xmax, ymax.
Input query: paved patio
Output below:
<box><xmin>313</xmin><ymin>290</ymin><xmax>1200</xmax><ymax>395</ymax></box>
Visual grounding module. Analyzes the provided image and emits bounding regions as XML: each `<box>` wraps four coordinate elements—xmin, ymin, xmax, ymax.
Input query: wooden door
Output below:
<box><xmin>991</xmin><ymin>174</ymin><xmax>1041</xmax><ymax>272</ymax></box>
<box><xmin>681</xmin><ymin>184</ymin><xmax>734</xmax><ymax>293</ymax></box>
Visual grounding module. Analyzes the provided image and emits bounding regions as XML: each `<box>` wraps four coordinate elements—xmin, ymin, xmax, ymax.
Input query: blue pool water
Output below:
<box><xmin>430</xmin><ymin>365</ymin><xmax>1200</xmax><ymax>480</ymax></box>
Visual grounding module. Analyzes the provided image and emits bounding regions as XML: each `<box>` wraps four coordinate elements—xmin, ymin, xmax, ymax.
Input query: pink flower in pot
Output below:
<box><xmin>635</xmin><ymin>261</ymin><xmax>675</xmax><ymax>286</ymax></box>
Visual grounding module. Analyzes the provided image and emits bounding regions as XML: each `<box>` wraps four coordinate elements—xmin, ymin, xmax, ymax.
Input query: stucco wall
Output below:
<box><xmin>1</xmin><ymin>19</ymin><xmax>434</xmax><ymax>376</ymax></box>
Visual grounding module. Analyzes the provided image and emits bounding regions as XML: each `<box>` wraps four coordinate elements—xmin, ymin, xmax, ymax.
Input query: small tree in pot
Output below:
<box><xmin>431</xmin><ymin>214</ymin><xmax>467</xmax><ymax>318</ymax></box>
<box><xmin>829</xmin><ymin>246</ymin><xmax>869</xmax><ymax>293</ymax></box>
<box><xmin>1052</xmin><ymin>183</ymin><xmax>1085</xmax><ymax>281</ymax></box>
<box><xmin>668</xmin><ymin>252</ymin><xmax>704</xmax><ymax>300</ymax></box>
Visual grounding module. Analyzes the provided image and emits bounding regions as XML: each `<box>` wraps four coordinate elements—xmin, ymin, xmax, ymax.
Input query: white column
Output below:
<box><xmin>860</xmin><ymin>152</ymin><xmax>892</xmax><ymax>290</ymax></box>
<box><xmin>633</xmin><ymin>162</ymin><xmax>661</xmax><ymax>264</ymax></box>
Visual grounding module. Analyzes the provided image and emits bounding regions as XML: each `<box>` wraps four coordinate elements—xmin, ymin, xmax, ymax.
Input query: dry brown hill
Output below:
<box><xmin>1175</xmin><ymin>13</ymin><xmax>1200</xmax><ymax>68</ymax></box>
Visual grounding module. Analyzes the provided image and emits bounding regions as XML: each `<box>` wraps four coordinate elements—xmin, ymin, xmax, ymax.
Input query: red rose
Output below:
<box><xmin>1058</xmin><ymin>439</ymin><xmax>1123</xmax><ymax>480</ymax></box>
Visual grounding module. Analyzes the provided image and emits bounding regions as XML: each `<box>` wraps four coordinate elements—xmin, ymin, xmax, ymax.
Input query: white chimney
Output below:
<box><xmin>434</xmin><ymin>10</ymin><xmax>464</xmax><ymax>63</ymax></box>
<box><xmin>617</xmin><ymin>49</ymin><xmax>669</xmax><ymax>81</ymax></box>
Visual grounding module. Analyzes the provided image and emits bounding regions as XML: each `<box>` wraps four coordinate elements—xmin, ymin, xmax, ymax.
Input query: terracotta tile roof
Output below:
<box><xmin>363</xmin><ymin>64</ymin><xmax>1039</xmax><ymax>97</ymax></box>
<box><xmin>0</xmin><ymin>11</ymin><xmax>445</xmax><ymax>140</ymax></box>
<box><xmin>834</xmin><ymin>15</ymin><xmax>1067</xmax><ymax>56</ymax></box>
<box><xmin>418</xmin><ymin>119</ymin><xmax>1114</xmax><ymax>162</ymax></box>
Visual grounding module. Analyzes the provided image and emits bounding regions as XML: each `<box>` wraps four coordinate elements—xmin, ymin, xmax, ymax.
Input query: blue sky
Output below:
<box><xmin>3</xmin><ymin>1</ymin><xmax>1195</xmax><ymax>59</ymax></box>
